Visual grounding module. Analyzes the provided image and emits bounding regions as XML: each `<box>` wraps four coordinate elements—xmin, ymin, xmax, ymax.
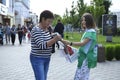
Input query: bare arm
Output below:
<box><xmin>61</xmin><ymin>38</ymin><xmax>90</xmax><ymax>47</ymax></box>
<box><xmin>72</xmin><ymin>38</ymin><xmax>90</xmax><ymax>46</ymax></box>
<box><xmin>47</xmin><ymin>35</ymin><xmax>61</xmax><ymax>47</ymax></box>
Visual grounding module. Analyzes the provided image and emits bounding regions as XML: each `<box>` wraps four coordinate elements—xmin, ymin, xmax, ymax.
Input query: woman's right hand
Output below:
<box><xmin>61</xmin><ymin>39</ymin><xmax>70</xmax><ymax>45</ymax></box>
<box><xmin>53</xmin><ymin>35</ymin><xmax>62</xmax><ymax>41</ymax></box>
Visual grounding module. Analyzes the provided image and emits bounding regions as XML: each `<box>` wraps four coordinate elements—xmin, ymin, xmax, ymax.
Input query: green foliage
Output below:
<box><xmin>114</xmin><ymin>44</ymin><xmax>120</xmax><ymax>60</ymax></box>
<box><xmin>103</xmin><ymin>0</ymin><xmax>112</xmax><ymax>14</ymax></box>
<box><xmin>105</xmin><ymin>44</ymin><xmax>120</xmax><ymax>61</ymax></box>
<box><xmin>64</xmin><ymin>32</ymin><xmax>120</xmax><ymax>45</ymax></box>
<box><xmin>62</xmin><ymin>0</ymin><xmax>87</xmax><ymax>28</ymax></box>
<box><xmin>64</xmin><ymin>32</ymin><xmax>120</xmax><ymax>61</ymax></box>
<box><xmin>76</xmin><ymin>0</ymin><xmax>88</xmax><ymax>27</ymax></box>
<box><xmin>77</xmin><ymin>0</ymin><xmax>87</xmax><ymax>17</ymax></box>
<box><xmin>62</xmin><ymin>8</ymin><xmax>71</xmax><ymax>25</ymax></box>
<box><xmin>99</xmin><ymin>28</ymin><xmax>102</xmax><ymax>34</ymax></box>
<box><xmin>70</xmin><ymin>1</ymin><xmax>77</xmax><ymax>27</ymax></box>
<box><xmin>87</xmin><ymin>0</ymin><xmax>105</xmax><ymax>27</ymax></box>
<box><xmin>52</xmin><ymin>14</ymin><xmax>62</xmax><ymax>27</ymax></box>
<box><xmin>117</xmin><ymin>28</ymin><xmax>120</xmax><ymax>36</ymax></box>
<box><xmin>105</xmin><ymin>45</ymin><xmax>115</xmax><ymax>61</ymax></box>
<box><xmin>62</xmin><ymin>0</ymin><xmax>112</xmax><ymax>28</ymax></box>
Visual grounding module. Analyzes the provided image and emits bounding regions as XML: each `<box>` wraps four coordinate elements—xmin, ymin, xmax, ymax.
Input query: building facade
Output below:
<box><xmin>14</xmin><ymin>0</ymin><xmax>30</xmax><ymax>26</ymax></box>
<box><xmin>29</xmin><ymin>11</ymin><xmax>38</xmax><ymax>26</ymax></box>
<box><xmin>0</xmin><ymin>0</ymin><xmax>37</xmax><ymax>27</ymax></box>
<box><xmin>0</xmin><ymin>0</ymin><xmax>8</xmax><ymax>25</ymax></box>
<box><xmin>0</xmin><ymin>0</ymin><xmax>15</xmax><ymax>26</ymax></box>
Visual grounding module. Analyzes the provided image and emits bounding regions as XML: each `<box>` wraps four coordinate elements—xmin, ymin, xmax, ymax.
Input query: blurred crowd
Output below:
<box><xmin>0</xmin><ymin>22</ymin><xmax>33</xmax><ymax>45</ymax></box>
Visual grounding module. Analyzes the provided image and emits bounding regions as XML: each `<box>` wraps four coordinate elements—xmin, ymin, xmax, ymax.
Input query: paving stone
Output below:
<box><xmin>0</xmin><ymin>41</ymin><xmax>120</xmax><ymax>80</ymax></box>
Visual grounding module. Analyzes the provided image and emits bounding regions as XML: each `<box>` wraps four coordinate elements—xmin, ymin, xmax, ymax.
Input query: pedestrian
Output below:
<box><xmin>0</xmin><ymin>23</ymin><xmax>3</xmax><ymax>33</ymax></box>
<box><xmin>11</xmin><ymin>25</ymin><xmax>16</xmax><ymax>45</ymax></box>
<box><xmin>28</xmin><ymin>24</ymin><xmax>33</xmax><ymax>32</ymax></box>
<box><xmin>0</xmin><ymin>23</ymin><xmax>4</xmax><ymax>45</ymax></box>
<box><xmin>22</xmin><ymin>25</ymin><xmax>27</xmax><ymax>42</ymax></box>
<box><xmin>17</xmin><ymin>24</ymin><xmax>23</xmax><ymax>45</ymax></box>
<box><xmin>30</xmin><ymin>10</ymin><xmax>61</xmax><ymax>80</ymax></box>
<box><xmin>27</xmin><ymin>30</ymin><xmax>31</xmax><ymax>42</ymax></box>
<box><xmin>27</xmin><ymin>24</ymin><xmax>33</xmax><ymax>41</ymax></box>
<box><xmin>54</xmin><ymin>19</ymin><xmax>64</xmax><ymax>49</ymax></box>
<box><xmin>0</xmin><ymin>23</ymin><xmax>3</xmax><ymax>36</ymax></box>
<box><xmin>5</xmin><ymin>22</ymin><xmax>11</xmax><ymax>44</ymax></box>
<box><xmin>61</xmin><ymin>13</ymin><xmax>97</xmax><ymax>80</ymax></box>
<box><xmin>54</xmin><ymin>19</ymin><xmax>64</xmax><ymax>38</ymax></box>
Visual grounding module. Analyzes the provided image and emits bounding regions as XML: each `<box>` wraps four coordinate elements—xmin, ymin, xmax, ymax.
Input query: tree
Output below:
<box><xmin>87</xmin><ymin>0</ymin><xmax>105</xmax><ymax>27</ymax></box>
<box><xmin>98</xmin><ymin>0</ymin><xmax>112</xmax><ymax>27</ymax></box>
<box><xmin>77</xmin><ymin>0</ymin><xmax>87</xmax><ymax>17</ymax></box>
<box><xmin>76</xmin><ymin>0</ymin><xmax>88</xmax><ymax>28</ymax></box>
<box><xmin>62</xmin><ymin>8</ymin><xmax>70</xmax><ymax>25</ymax></box>
<box><xmin>52</xmin><ymin>14</ymin><xmax>61</xmax><ymax>27</ymax></box>
<box><xmin>70</xmin><ymin>1</ymin><xmax>77</xmax><ymax>28</ymax></box>
<box><xmin>62</xmin><ymin>0</ymin><xmax>112</xmax><ymax>28</ymax></box>
<box><xmin>103</xmin><ymin>0</ymin><xmax>112</xmax><ymax>14</ymax></box>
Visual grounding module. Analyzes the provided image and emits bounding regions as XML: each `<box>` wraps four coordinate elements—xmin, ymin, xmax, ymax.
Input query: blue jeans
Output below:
<box><xmin>30</xmin><ymin>54</ymin><xmax>50</xmax><ymax>80</ymax></box>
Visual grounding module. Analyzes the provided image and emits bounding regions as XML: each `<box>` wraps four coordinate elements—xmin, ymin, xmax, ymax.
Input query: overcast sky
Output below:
<box><xmin>30</xmin><ymin>0</ymin><xmax>120</xmax><ymax>16</ymax></box>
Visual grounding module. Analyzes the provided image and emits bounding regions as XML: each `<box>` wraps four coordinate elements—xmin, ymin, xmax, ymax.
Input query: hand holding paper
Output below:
<box><xmin>61</xmin><ymin>39</ymin><xmax>70</xmax><ymax>45</ymax></box>
<box><xmin>51</xmin><ymin>32</ymin><xmax>62</xmax><ymax>41</ymax></box>
<box><xmin>63</xmin><ymin>45</ymin><xmax>78</xmax><ymax>63</ymax></box>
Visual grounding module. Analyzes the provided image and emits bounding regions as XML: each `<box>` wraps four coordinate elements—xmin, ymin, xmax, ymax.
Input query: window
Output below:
<box><xmin>0</xmin><ymin>0</ymin><xmax>2</xmax><ymax>3</ymax></box>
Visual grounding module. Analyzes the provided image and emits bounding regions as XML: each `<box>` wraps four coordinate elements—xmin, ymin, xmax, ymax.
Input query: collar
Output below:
<box><xmin>85</xmin><ymin>28</ymin><xmax>96</xmax><ymax>32</ymax></box>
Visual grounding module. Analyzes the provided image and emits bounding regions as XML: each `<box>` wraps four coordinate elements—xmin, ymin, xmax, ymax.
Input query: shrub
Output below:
<box><xmin>117</xmin><ymin>28</ymin><xmax>120</xmax><ymax>36</ymax></box>
<box><xmin>105</xmin><ymin>45</ymin><xmax>115</xmax><ymax>61</ymax></box>
<box><xmin>114</xmin><ymin>44</ymin><xmax>120</xmax><ymax>60</ymax></box>
<box><xmin>99</xmin><ymin>28</ymin><xmax>102</xmax><ymax>34</ymax></box>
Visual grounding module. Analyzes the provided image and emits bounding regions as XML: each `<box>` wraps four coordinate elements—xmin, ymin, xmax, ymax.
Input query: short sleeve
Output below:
<box><xmin>84</xmin><ymin>32</ymin><xmax>96</xmax><ymax>41</ymax></box>
<box><xmin>79</xmin><ymin>32</ymin><xmax>97</xmax><ymax>54</ymax></box>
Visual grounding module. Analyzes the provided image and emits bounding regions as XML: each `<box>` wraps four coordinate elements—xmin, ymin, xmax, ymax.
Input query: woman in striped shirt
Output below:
<box><xmin>30</xmin><ymin>10</ymin><xmax>61</xmax><ymax>80</ymax></box>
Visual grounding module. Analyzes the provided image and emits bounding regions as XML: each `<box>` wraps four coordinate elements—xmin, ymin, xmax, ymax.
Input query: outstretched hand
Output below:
<box><xmin>54</xmin><ymin>35</ymin><xmax>62</xmax><ymax>41</ymax></box>
<box><xmin>60</xmin><ymin>39</ymin><xmax>70</xmax><ymax>46</ymax></box>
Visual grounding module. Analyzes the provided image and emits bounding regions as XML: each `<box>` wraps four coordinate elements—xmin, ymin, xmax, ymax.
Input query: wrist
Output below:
<box><xmin>53</xmin><ymin>37</ymin><xmax>57</xmax><ymax>42</ymax></box>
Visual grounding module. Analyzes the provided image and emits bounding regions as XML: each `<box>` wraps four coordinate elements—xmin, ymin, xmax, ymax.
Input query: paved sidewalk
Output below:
<box><xmin>0</xmin><ymin>42</ymin><xmax>120</xmax><ymax>80</ymax></box>
<box><xmin>48</xmin><ymin>50</ymin><xmax>120</xmax><ymax>80</ymax></box>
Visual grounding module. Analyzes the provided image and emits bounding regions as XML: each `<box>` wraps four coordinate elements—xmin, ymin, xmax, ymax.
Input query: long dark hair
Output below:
<box><xmin>82</xmin><ymin>13</ymin><xmax>96</xmax><ymax>29</ymax></box>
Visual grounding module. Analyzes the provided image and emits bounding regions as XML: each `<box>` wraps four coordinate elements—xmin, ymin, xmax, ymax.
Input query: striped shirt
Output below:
<box><xmin>30</xmin><ymin>26</ymin><xmax>52</xmax><ymax>58</ymax></box>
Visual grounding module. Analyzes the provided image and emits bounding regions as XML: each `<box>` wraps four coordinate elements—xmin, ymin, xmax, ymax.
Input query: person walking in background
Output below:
<box><xmin>5</xmin><ymin>23</ymin><xmax>11</xmax><ymax>44</ymax></box>
<box><xmin>61</xmin><ymin>13</ymin><xmax>97</xmax><ymax>80</ymax></box>
<box><xmin>22</xmin><ymin>25</ymin><xmax>27</xmax><ymax>42</ymax></box>
<box><xmin>54</xmin><ymin>19</ymin><xmax>64</xmax><ymax>49</ymax></box>
<box><xmin>27</xmin><ymin>24</ymin><xmax>33</xmax><ymax>41</ymax></box>
<box><xmin>11</xmin><ymin>25</ymin><xmax>16</xmax><ymax>45</ymax></box>
<box><xmin>17</xmin><ymin>24</ymin><xmax>23</xmax><ymax>45</ymax></box>
<box><xmin>0</xmin><ymin>23</ymin><xmax>4</xmax><ymax>45</ymax></box>
<box><xmin>54</xmin><ymin>19</ymin><xmax>64</xmax><ymax>38</ymax></box>
<box><xmin>27</xmin><ymin>30</ymin><xmax>31</xmax><ymax>42</ymax></box>
<box><xmin>30</xmin><ymin>10</ymin><xmax>61</xmax><ymax>80</ymax></box>
<box><xmin>28</xmin><ymin>24</ymin><xmax>33</xmax><ymax>32</ymax></box>
<box><xmin>0</xmin><ymin>23</ymin><xmax>3</xmax><ymax>34</ymax></box>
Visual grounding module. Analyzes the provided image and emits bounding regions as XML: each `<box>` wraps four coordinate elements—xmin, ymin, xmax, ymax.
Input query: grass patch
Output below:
<box><xmin>64</xmin><ymin>32</ymin><xmax>120</xmax><ymax>46</ymax></box>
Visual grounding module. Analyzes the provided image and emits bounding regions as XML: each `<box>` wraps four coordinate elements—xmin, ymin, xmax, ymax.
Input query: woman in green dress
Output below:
<box><xmin>62</xmin><ymin>13</ymin><xmax>97</xmax><ymax>80</ymax></box>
